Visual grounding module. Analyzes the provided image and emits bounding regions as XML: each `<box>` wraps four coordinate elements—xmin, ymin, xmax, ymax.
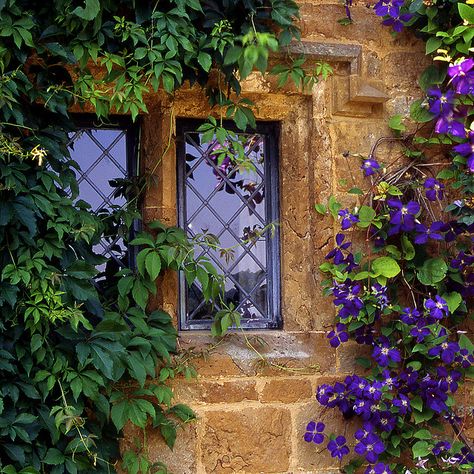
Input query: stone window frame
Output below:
<box><xmin>175</xmin><ymin>119</ymin><xmax>282</xmax><ymax>331</ymax></box>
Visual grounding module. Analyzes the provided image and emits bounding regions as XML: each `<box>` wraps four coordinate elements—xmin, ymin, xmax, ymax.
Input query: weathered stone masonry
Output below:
<box><xmin>123</xmin><ymin>1</ymin><xmax>438</xmax><ymax>472</ymax></box>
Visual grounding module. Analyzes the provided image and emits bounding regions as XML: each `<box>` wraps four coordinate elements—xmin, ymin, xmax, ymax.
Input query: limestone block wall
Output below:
<box><xmin>125</xmin><ymin>1</ymin><xmax>436</xmax><ymax>472</ymax></box>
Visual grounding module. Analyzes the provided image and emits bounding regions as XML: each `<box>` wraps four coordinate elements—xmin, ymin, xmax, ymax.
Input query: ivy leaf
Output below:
<box><xmin>419</xmin><ymin>64</ymin><xmax>446</xmax><ymax>91</ymax></box>
<box><xmin>160</xmin><ymin>422</ymin><xmax>177</xmax><ymax>449</ymax></box>
<box><xmin>145</xmin><ymin>252</ymin><xmax>161</xmax><ymax>281</ymax></box>
<box><xmin>458</xmin><ymin>3</ymin><xmax>474</xmax><ymax>24</ymax></box>
<box><xmin>357</xmin><ymin>205</ymin><xmax>376</xmax><ymax>228</ymax></box>
<box><xmin>417</xmin><ymin>258</ymin><xmax>447</xmax><ymax>286</ymax></box>
<box><xmin>197</xmin><ymin>52</ymin><xmax>212</xmax><ymax>72</ymax></box>
<box><xmin>412</xmin><ymin>440</ymin><xmax>431</xmax><ymax>458</ymax></box>
<box><xmin>410</xmin><ymin>98</ymin><xmax>434</xmax><ymax>123</ymax></box>
<box><xmin>72</xmin><ymin>0</ymin><xmax>100</xmax><ymax>20</ymax></box>
<box><xmin>388</xmin><ymin>114</ymin><xmax>406</xmax><ymax>132</ymax></box>
<box><xmin>401</xmin><ymin>235</ymin><xmax>415</xmax><ymax>261</ymax></box>
<box><xmin>111</xmin><ymin>400</ymin><xmax>128</xmax><ymax>431</ymax></box>
<box><xmin>372</xmin><ymin>256</ymin><xmax>401</xmax><ymax>278</ymax></box>
<box><xmin>414</xmin><ymin>429</ymin><xmax>432</xmax><ymax>439</ymax></box>
<box><xmin>43</xmin><ymin>448</ymin><xmax>65</xmax><ymax>465</ymax></box>
<box><xmin>441</xmin><ymin>292</ymin><xmax>462</xmax><ymax>313</ymax></box>
<box><xmin>410</xmin><ymin>396</ymin><xmax>423</xmax><ymax>411</ymax></box>
<box><xmin>425</xmin><ymin>36</ymin><xmax>443</xmax><ymax>54</ymax></box>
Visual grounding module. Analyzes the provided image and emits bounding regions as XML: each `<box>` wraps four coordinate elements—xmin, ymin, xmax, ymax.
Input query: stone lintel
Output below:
<box><xmin>288</xmin><ymin>40</ymin><xmax>362</xmax><ymax>74</ymax></box>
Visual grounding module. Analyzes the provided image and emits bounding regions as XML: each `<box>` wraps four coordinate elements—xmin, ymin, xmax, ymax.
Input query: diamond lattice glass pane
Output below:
<box><xmin>68</xmin><ymin>127</ymin><xmax>130</xmax><ymax>267</ymax></box>
<box><xmin>188</xmin><ymin>205</ymin><xmax>225</xmax><ymax>236</ymax></box>
<box><xmin>183</xmin><ymin>131</ymin><xmax>271</xmax><ymax>324</ymax></box>
<box><xmin>69</xmin><ymin>129</ymin><xmax>127</xmax><ymax>213</ymax></box>
<box><xmin>230</xmin><ymin>252</ymin><xmax>265</xmax><ymax>293</ymax></box>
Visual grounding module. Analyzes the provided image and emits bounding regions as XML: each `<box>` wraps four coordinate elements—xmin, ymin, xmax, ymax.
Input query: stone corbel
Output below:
<box><xmin>288</xmin><ymin>41</ymin><xmax>388</xmax><ymax>118</ymax></box>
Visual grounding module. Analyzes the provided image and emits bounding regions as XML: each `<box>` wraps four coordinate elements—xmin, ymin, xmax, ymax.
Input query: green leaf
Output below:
<box><xmin>419</xmin><ymin>65</ymin><xmax>446</xmax><ymax>91</ymax></box>
<box><xmin>417</xmin><ymin>258</ymin><xmax>447</xmax><ymax>286</ymax></box>
<box><xmin>410</xmin><ymin>98</ymin><xmax>434</xmax><ymax>123</ymax></box>
<box><xmin>414</xmin><ymin>429</ymin><xmax>432</xmax><ymax>440</ymax></box>
<box><xmin>425</xmin><ymin>36</ymin><xmax>442</xmax><ymax>54</ymax></box>
<box><xmin>197</xmin><ymin>52</ymin><xmax>212</xmax><ymax>72</ymax></box>
<box><xmin>459</xmin><ymin>334</ymin><xmax>474</xmax><ymax>352</ymax></box>
<box><xmin>372</xmin><ymin>256</ymin><xmax>401</xmax><ymax>278</ymax></box>
<box><xmin>348</xmin><ymin>187</ymin><xmax>364</xmax><ymax>195</ymax></box>
<box><xmin>411</xmin><ymin>396</ymin><xmax>423</xmax><ymax>411</ymax></box>
<box><xmin>357</xmin><ymin>205</ymin><xmax>376</xmax><ymax>227</ymax></box>
<box><xmin>388</xmin><ymin>114</ymin><xmax>406</xmax><ymax>132</ymax></box>
<box><xmin>412</xmin><ymin>440</ymin><xmax>431</xmax><ymax>458</ymax></box>
<box><xmin>401</xmin><ymin>235</ymin><xmax>415</xmax><ymax>261</ymax></box>
<box><xmin>314</xmin><ymin>203</ymin><xmax>326</xmax><ymax>214</ymax></box>
<box><xmin>441</xmin><ymin>291</ymin><xmax>462</xmax><ymax>313</ymax></box>
<box><xmin>224</xmin><ymin>46</ymin><xmax>241</xmax><ymax>65</ymax></box>
<box><xmin>111</xmin><ymin>400</ymin><xmax>128</xmax><ymax>431</ymax></box>
<box><xmin>145</xmin><ymin>252</ymin><xmax>161</xmax><ymax>281</ymax></box>
<box><xmin>132</xmin><ymin>280</ymin><xmax>148</xmax><ymax>309</ymax></box>
<box><xmin>458</xmin><ymin>3</ymin><xmax>474</xmax><ymax>24</ymax></box>
<box><xmin>437</xmin><ymin>168</ymin><xmax>454</xmax><ymax>180</ymax></box>
<box><xmin>43</xmin><ymin>448</ymin><xmax>65</xmax><ymax>465</ymax></box>
<box><xmin>72</xmin><ymin>0</ymin><xmax>100</xmax><ymax>20</ymax></box>
<box><xmin>160</xmin><ymin>423</ymin><xmax>177</xmax><ymax>449</ymax></box>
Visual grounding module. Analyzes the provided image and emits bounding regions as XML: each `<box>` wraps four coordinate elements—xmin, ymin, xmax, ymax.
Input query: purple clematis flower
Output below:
<box><xmin>338</xmin><ymin>208</ymin><xmax>360</xmax><ymax>230</ymax></box>
<box><xmin>327</xmin><ymin>323</ymin><xmax>349</xmax><ymax>348</ymax></box>
<box><xmin>332</xmin><ymin>281</ymin><xmax>364</xmax><ymax>319</ymax></box>
<box><xmin>455</xmin><ymin>348</ymin><xmax>474</xmax><ymax>368</ymax></box>
<box><xmin>325</xmin><ymin>233</ymin><xmax>351</xmax><ymax>265</ymax></box>
<box><xmin>432</xmin><ymin>441</ymin><xmax>451</xmax><ymax>456</ymax></box>
<box><xmin>428</xmin><ymin>340</ymin><xmax>460</xmax><ymax>364</ymax></box>
<box><xmin>382</xmin><ymin>12</ymin><xmax>413</xmax><ymax>32</ymax></box>
<box><xmin>355</xmin><ymin>433</ymin><xmax>385</xmax><ymax>463</ymax></box>
<box><xmin>414</xmin><ymin>221</ymin><xmax>444</xmax><ymax>244</ymax></box>
<box><xmin>371</xmin><ymin>283</ymin><xmax>389</xmax><ymax>310</ymax></box>
<box><xmin>365</xmin><ymin>463</ymin><xmax>392</xmax><ymax>474</ymax></box>
<box><xmin>374</xmin><ymin>0</ymin><xmax>404</xmax><ymax>17</ymax></box>
<box><xmin>363</xmin><ymin>381</ymin><xmax>383</xmax><ymax>401</ymax></box>
<box><xmin>304</xmin><ymin>421</ymin><xmax>325</xmax><ymax>444</ymax></box>
<box><xmin>425</xmin><ymin>295</ymin><xmax>449</xmax><ymax>320</ymax></box>
<box><xmin>427</xmin><ymin>88</ymin><xmax>455</xmax><ymax>117</ymax></box>
<box><xmin>381</xmin><ymin>369</ymin><xmax>398</xmax><ymax>389</ymax></box>
<box><xmin>451</xmin><ymin>251</ymin><xmax>474</xmax><ymax>270</ymax></box>
<box><xmin>400</xmin><ymin>307</ymin><xmax>422</xmax><ymax>325</ymax></box>
<box><xmin>361</xmin><ymin>158</ymin><xmax>381</xmax><ymax>176</ymax></box>
<box><xmin>372</xmin><ymin>336</ymin><xmax>401</xmax><ymax>367</ymax></box>
<box><xmin>435</xmin><ymin>110</ymin><xmax>466</xmax><ymax>138</ymax></box>
<box><xmin>373</xmin><ymin>411</ymin><xmax>397</xmax><ymax>432</ymax></box>
<box><xmin>424</xmin><ymin>177</ymin><xmax>444</xmax><ymax>201</ymax></box>
<box><xmin>448</xmin><ymin>58</ymin><xmax>474</xmax><ymax>95</ymax></box>
<box><xmin>387</xmin><ymin>199</ymin><xmax>420</xmax><ymax>234</ymax></box>
<box><xmin>316</xmin><ymin>384</ymin><xmax>334</xmax><ymax>406</ymax></box>
<box><xmin>327</xmin><ymin>436</ymin><xmax>350</xmax><ymax>460</ymax></box>
<box><xmin>437</xmin><ymin>367</ymin><xmax>461</xmax><ymax>393</ymax></box>
<box><xmin>393</xmin><ymin>394</ymin><xmax>411</xmax><ymax>415</ymax></box>
<box><xmin>453</xmin><ymin>130</ymin><xmax>474</xmax><ymax>172</ymax></box>
<box><xmin>410</xmin><ymin>323</ymin><xmax>430</xmax><ymax>342</ymax></box>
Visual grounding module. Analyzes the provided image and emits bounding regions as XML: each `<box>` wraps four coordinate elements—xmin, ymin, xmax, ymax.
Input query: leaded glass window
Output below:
<box><xmin>177</xmin><ymin>120</ymin><xmax>281</xmax><ymax>330</ymax></box>
<box><xmin>68</xmin><ymin>117</ymin><xmax>138</xmax><ymax>272</ymax></box>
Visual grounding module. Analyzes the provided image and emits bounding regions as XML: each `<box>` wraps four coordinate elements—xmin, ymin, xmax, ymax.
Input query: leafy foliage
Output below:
<box><xmin>0</xmin><ymin>0</ymin><xmax>305</xmax><ymax>473</ymax></box>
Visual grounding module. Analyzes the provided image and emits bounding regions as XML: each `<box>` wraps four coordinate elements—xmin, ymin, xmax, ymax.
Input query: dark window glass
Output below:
<box><xmin>68</xmin><ymin>118</ymin><xmax>138</xmax><ymax>272</ymax></box>
<box><xmin>177</xmin><ymin>120</ymin><xmax>281</xmax><ymax>330</ymax></box>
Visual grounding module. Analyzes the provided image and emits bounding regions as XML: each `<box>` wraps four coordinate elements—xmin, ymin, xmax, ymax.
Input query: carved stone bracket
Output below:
<box><xmin>288</xmin><ymin>41</ymin><xmax>388</xmax><ymax>118</ymax></box>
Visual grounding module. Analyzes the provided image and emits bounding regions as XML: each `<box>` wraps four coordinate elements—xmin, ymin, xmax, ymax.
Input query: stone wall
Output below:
<box><xmin>128</xmin><ymin>1</ymin><xmax>433</xmax><ymax>472</ymax></box>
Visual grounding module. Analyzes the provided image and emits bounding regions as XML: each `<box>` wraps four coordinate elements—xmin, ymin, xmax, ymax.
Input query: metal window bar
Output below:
<box><xmin>177</xmin><ymin>119</ymin><xmax>281</xmax><ymax>330</ymax></box>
